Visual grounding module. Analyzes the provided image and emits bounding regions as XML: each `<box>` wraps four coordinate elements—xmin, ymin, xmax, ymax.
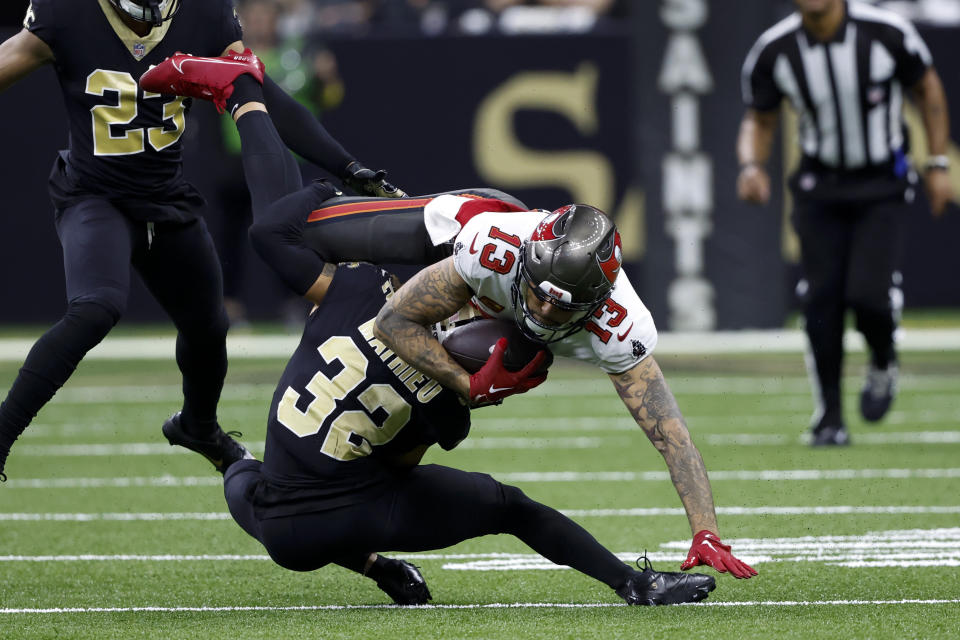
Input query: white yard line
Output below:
<box><xmin>2</xmin><ymin>328</ymin><xmax>960</xmax><ymax>362</ymax></box>
<box><xmin>1</xmin><ymin>599</ymin><xmax>959</xmax><ymax>614</ymax></box>
<box><xmin>11</xmin><ymin>429</ymin><xmax>959</xmax><ymax>457</ymax></box>
<box><xmin>3</xmin><ymin>476</ymin><xmax>224</xmax><ymax>488</ymax></box>
<box><xmin>2</xmin><ymin>505</ymin><xmax>959</xmax><ymax>521</ymax></box>
<box><xmin>470</xmin><ymin>408</ymin><xmax>960</xmax><ymax>432</ymax></box>
<box><xmin>10</xmin><ymin>437</ymin><xmax>622</xmax><ymax>457</ymax></box>
<box><xmin>704</xmin><ymin>431</ymin><xmax>960</xmax><ymax>445</ymax></box>
<box><xmin>4</xmin><ymin>529</ymin><xmax>960</xmax><ymax>571</ymax></box>
<box><xmin>10</xmin><ymin>443</ymin><xmax>265</xmax><ymax>456</ymax></box>
<box><xmin>563</xmin><ymin>506</ymin><xmax>960</xmax><ymax>516</ymax></box>
<box><xmin>6</xmin><ymin>467</ymin><xmax>960</xmax><ymax>489</ymax></box>
<box><xmin>30</xmin><ymin>377</ymin><xmax>960</xmax><ymax>404</ymax></box>
<box><xmin>0</xmin><ymin>554</ymin><xmax>273</xmax><ymax>561</ymax></box>
<box><xmin>498</xmin><ymin>468</ymin><xmax>960</xmax><ymax>482</ymax></box>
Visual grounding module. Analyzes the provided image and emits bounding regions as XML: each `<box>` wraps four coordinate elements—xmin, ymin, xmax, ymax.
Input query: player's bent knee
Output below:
<box><xmin>260</xmin><ymin>535</ymin><xmax>331</xmax><ymax>572</ymax></box>
<box><xmin>179</xmin><ymin>308</ymin><xmax>229</xmax><ymax>344</ymax></box>
<box><xmin>249</xmin><ymin>214</ymin><xmax>293</xmax><ymax>263</ymax></box>
<box><xmin>847</xmin><ymin>293</ymin><xmax>888</xmax><ymax>317</ymax></box>
<box><xmin>65</xmin><ymin>296</ymin><xmax>124</xmax><ymax>334</ymax></box>
<box><xmin>500</xmin><ymin>482</ymin><xmax>537</xmax><ymax>513</ymax></box>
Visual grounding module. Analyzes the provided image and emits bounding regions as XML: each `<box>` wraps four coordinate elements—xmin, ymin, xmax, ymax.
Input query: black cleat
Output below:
<box><xmin>810</xmin><ymin>420</ymin><xmax>850</xmax><ymax>447</ymax></box>
<box><xmin>860</xmin><ymin>363</ymin><xmax>898</xmax><ymax>423</ymax></box>
<box><xmin>616</xmin><ymin>556</ymin><xmax>715</xmax><ymax>605</ymax></box>
<box><xmin>161</xmin><ymin>412</ymin><xmax>252</xmax><ymax>474</ymax></box>
<box><xmin>375</xmin><ymin>559</ymin><xmax>432</xmax><ymax>605</ymax></box>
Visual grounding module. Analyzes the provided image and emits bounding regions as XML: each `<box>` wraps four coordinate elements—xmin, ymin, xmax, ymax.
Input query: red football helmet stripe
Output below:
<box><xmin>532</xmin><ymin>206</ymin><xmax>572</xmax><ymax>242</ymax></box>
<box><xmin>598</xmin><ymin>231</ymin><xmax>622</xmax><ymax>284</ymax></box>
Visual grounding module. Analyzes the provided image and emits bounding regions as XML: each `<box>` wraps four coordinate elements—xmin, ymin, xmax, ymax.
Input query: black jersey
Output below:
<box><xmin>256</xmin><ymin>263</ymin><xmax>470</xmax><ymax>519</ymax></box>
<box><xmin>25</xmin><ymin>0</ymin><xmax>241</xmax><ymax>220</ymax></box>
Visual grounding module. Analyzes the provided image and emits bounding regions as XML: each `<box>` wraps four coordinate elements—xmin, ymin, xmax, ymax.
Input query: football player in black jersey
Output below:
<box><xmin>0</xmin><ymin>0</ymin><xmax>402</xmax><ymax>481</ymax></box>
<box><xmin>141</xmin><ymin>53</ymin><xmax>720</xmax><ymax>606</ymax></box>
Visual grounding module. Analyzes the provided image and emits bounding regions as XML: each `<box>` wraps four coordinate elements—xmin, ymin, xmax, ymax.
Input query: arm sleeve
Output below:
<box><xmin>262</xmin><ymin>74</ymin><xmax>357</xmax><ymax>177</ymax></box>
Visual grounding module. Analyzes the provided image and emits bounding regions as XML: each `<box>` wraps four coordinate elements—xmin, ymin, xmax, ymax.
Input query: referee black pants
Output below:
<box><xmin>792</xmin><ymin>196</ymin><xmax>904</xmax><ymax>423</ymax></box>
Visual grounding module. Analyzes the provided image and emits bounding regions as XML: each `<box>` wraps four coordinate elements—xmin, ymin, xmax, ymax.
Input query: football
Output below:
<box><xmin>442</xmin><ymin>318</ymin><xmax>553</xmax><ymax>375</ymax></box>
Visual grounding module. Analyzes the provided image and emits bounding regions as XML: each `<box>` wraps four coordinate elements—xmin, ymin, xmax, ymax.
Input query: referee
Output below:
<box><xmin>736</xmin><ymin>0</ymin><xmax>952</xmax><ymax>446</ymax></box>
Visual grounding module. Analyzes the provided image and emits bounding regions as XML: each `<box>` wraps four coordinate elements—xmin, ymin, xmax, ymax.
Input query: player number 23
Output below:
<box><xmin>276</xmin><ymin>335</ymin><xmax>412</xmax><ymax>461</ymax></box>
<box><xmin>86</xmin><ymin>69</ymin><xmax>186</xmax><ymax>156</ymax></box>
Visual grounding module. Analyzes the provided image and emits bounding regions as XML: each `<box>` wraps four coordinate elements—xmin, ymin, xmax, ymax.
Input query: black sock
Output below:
<box><xmin>364</xmin><ymin>554</ymin><xmax>393</xmax><ymax>580</ymax></box>
<box><xmin>499</xmin><ymin>485</ymin><xmax>634</xmax><ymax>589</ymax></box>
<box><xmin>331</xmin><ymin>552</ymin><xmax>379</xmax><ymax>576</ymax></box>
<box><xmin>179</xmin><ymin>415</ymin><xmax>219</xmax><ymax>438</ymax></box>
<box><xmin>226</xmin><ymin>74</ymin><xmax>265</xmax><ymax>119</ymax></box>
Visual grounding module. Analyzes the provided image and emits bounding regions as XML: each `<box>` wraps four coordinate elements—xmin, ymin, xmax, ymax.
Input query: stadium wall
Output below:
<box><xmin>1</xmin><ymin>10</ymin><xmax>958</xmax><ymax>326</ymax></box>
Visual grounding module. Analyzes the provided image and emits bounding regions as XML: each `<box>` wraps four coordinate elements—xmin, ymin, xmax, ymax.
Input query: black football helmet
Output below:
<box><xmin>510</xmin><ymin>204</ymin><xmax>622</xmax><ymax>343</ymax></box>
<box><xmin>109</xmin><ymin>0</ymin><xmax>182</xmax><ymax>26</ymax></box>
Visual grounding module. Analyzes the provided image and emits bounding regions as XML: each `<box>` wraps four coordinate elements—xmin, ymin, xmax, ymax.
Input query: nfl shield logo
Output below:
<box><xmin>133</xmin><ymin>43</ymin><xmax>146</xmax><ymax>59</ymax></box>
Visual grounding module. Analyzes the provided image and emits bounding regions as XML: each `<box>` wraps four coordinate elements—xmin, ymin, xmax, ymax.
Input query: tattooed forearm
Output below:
<box><xmin>610</xmin><ymin>357</ymin><xmax>719</xmax><ymax>534</ymax></box>
<box><xmin>375</xmin><ymin>258</ymin><xmax>473</xmax><ymax>398</ymax></box>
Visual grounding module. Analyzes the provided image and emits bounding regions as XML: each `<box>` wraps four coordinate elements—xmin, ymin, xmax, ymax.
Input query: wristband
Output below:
<box><xmin>925</xmin><ymin>155</ymin><xmax>950</xmax><ymax>172</ymax></box>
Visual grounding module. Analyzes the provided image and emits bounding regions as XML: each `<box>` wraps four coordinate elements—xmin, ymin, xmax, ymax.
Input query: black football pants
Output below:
<box><xmin>0</xmin><ymin>200</ymin><xmax>228</xmax><ymax>465</ymax></box>
<box><xmin>238</xmin><ymin>109</ymin><xmax>524</xmax><ymax>291</ymax></box>
<box><xmin>792</xmin><ymin>196</ymin><xmax>903</xmax><ymax>423</ymax></box>
<box><xmin>224</xmin><ymin>459</ymin><xmax>633</xmax><ymax>590</ymax></box>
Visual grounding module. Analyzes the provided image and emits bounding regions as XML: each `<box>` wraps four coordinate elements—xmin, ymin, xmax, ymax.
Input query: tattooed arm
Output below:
<box><xmin>374</xmin><ymin>257</ymin><xmax>474</xmax><ymax>399</ymax></box>
<box><xmin>609</xmin><ymin>356</ymin><xmax>719</xmax><ymax>535</ymax></box>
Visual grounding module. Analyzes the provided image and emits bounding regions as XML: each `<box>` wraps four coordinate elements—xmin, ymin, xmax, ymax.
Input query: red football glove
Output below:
<box><xmin>468</xmin><ymin>338</ymin><xmax>548</xmax><ymax>406</ymax></box>
<box><xmin>681</xmin><ymin>530</ymin><xmax>757</xmax><ymax>579</ymax></box>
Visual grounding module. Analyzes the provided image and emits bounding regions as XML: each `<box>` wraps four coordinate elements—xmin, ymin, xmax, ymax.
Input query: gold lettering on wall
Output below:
<box><xmin>473</xmin><ymin>63</ymin><xmax>646</xmax><ymax>259</ymax></box>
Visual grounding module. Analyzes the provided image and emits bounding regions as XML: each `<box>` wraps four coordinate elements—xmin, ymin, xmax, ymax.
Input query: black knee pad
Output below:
<box><xmin>65</xmin><ymin>296</ymin><xmax>124</xmax><ymax>335</ymax></box>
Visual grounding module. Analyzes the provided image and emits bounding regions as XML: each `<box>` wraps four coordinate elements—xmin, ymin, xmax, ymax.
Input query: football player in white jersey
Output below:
<box><xmin>375</xmin><ymin>194</ymin><xmax>758</xmax><ymax>579</ymax></box>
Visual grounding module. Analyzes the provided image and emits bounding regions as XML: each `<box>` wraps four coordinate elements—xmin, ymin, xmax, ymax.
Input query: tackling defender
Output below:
<box><xmin>141</xmin><ymin>51</ymin><xmax>719</xmax><ymax>607</ymax></box>
<box><xmin>142</xmin><ymin>46</ymin><xmax>757</xmax><ymax>583</ymax></box>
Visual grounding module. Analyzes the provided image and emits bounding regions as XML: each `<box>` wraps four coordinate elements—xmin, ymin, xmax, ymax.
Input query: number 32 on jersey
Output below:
<box><xmin>275</xmin><ymin>335</ymin><xmax>412</xmax><ymax>462</ymax></box>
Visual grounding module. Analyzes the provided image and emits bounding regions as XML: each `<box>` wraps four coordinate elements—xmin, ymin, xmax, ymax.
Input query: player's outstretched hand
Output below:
<box><xmin>342</xmin><ymin>162</ymin><xmax>407</xmax><ymax>198</ymax></box>
<box><xmin>468</xmin><ymin>338</ymin><xmax>547</xmax><ymax>406</ymax></box>
<box><xmin>681</xmin><ymin>530</ymin><xmax>757</xmax><ymax>579</ymax></box>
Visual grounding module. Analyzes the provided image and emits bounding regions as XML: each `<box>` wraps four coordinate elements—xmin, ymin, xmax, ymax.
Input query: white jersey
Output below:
<box><xmin>434</xmin><ymin>196</ymin><xmax>658</xmax><ymax>374</ymax></box>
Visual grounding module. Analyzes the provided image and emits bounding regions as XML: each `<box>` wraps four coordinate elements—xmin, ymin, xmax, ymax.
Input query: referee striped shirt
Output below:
<box><xmin>741</xmin><ymin>1</ymin><xmax>932</xmax><ymax>172</ymax></box>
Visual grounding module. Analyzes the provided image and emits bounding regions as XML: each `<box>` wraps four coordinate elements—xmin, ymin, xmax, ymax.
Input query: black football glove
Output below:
<box><xmin>342</xmin><ymin>162</ymin><xmax>407</xmax><ymax>198</ymax></box>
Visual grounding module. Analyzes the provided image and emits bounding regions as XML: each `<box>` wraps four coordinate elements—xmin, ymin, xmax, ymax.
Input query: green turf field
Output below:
<box><xmin>0</xmin><ymin>341</ymin><xmax>958</xmax><ymax>639</ymax></box>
